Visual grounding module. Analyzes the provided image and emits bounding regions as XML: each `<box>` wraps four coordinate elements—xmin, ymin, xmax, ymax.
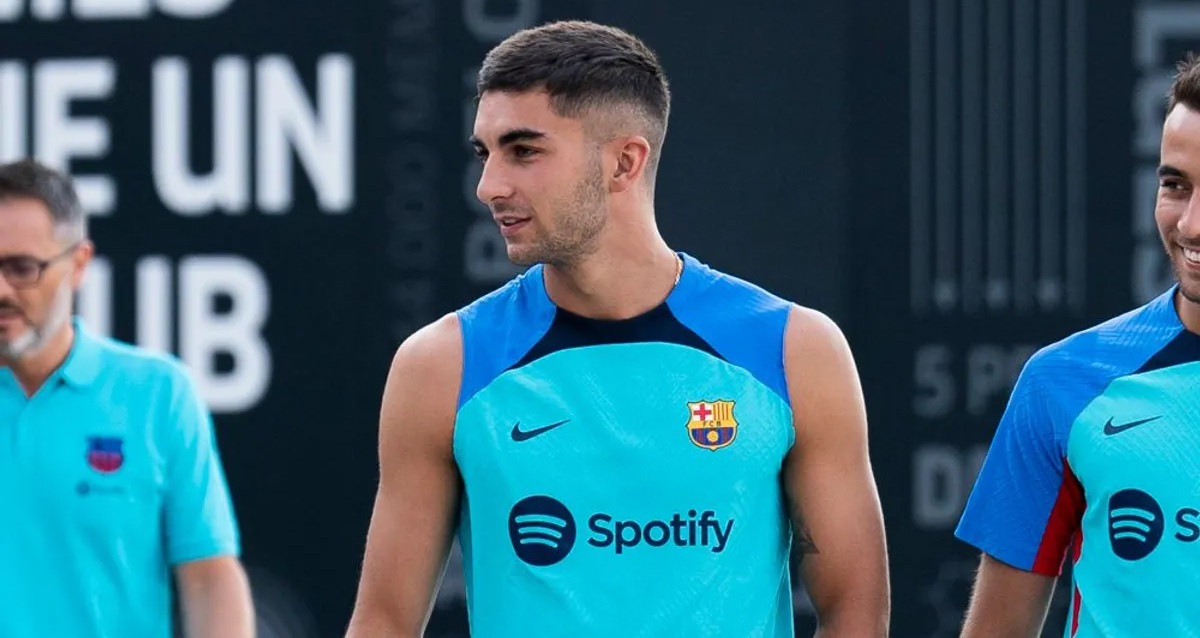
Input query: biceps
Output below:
<box><xmin>787</xmin><ymin>446</ymin><xmax>880</xmax><ymax>537</ymax></box>
<box><xmin>785</xmin><ymin>444</ymin><xmax>885</xmax><ymax>575</ymax></box>
<box><xmin>782</xmin><ymin>446</ymin><xmax>888</xmax><ymax>636</ymax></box>
<box><xmin>962</xmin><ymin>553</ymin><xmax>1056</xmax><ymax>637</ymax></box>
<box><xmin>786</xmin><ymin>400</ymin><xmax>884</xmax><ymax>593</ymax></box>
<box><xmin>355</xmin><ymin>451</ymin><xmax>461</xmax><ymax>626</ymax></box>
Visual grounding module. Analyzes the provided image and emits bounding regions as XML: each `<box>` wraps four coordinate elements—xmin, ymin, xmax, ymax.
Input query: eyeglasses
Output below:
<box><xmin>0</xmin><ymin>243</ymin><xmax>80</xmax><ymax>289</ymax></box>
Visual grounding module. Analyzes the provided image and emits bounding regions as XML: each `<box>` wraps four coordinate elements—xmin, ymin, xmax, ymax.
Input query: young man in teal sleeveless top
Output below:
<box><xmin>347</xmin><ymin>21</ymin><xmax>890</xmax><ymax>638</ymax></box>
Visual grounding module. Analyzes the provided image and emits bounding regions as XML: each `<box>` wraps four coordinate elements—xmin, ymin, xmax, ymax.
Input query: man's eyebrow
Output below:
<box><xmin>469</xmin><ymin>128</ymin><xmax>548</xmax><ymax>151</ymax></box>
<box><xmin>497</xmin><ymin>128</ymin><xmax>546</xmax><ymax>147</ymax></box>
<box><xmin>1158</xmin><ymin>164</ymin><xmax>1187</xmax><ymax>179</ymax></box>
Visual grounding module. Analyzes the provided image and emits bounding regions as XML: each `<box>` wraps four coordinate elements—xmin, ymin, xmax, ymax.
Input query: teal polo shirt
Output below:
<box><xmin>0</xmin><ymin>319</ymin><xmax>240</xmax><ymax>638</ymax></box>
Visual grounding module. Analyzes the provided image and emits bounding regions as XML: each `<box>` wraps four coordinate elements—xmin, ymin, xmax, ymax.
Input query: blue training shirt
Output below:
<box><xmin>453</xmin><ymin>252</ymin><xmax>798</xmax><ymax>637</ymax></box>
<box><xmin>957</xmin><ymin>288</ymin><xmax>1200</xmax><ymax>637</ymax></box>
<box><xmin>0</xmin><ymin>319</ymin><xmax>241</xmax><ymax>638</ymax></box>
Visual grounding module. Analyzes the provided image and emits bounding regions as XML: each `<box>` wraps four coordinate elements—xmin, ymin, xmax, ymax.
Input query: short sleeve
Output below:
<box><xmin>161</xmin><ymin>368</ymin><xmax>241</xmax><ymax>565</ymax></box>
<box><xmin>955</xmin><ymin>353</ymin><xmax>1084</xmax><ymax>576</ymax></box>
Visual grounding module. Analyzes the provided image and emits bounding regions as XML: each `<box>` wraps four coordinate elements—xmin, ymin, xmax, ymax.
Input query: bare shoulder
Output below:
<box><xmin>783</xmin><ymin>305</ymin><xmax>854</xmax><ymax>369</ymax></box>
<box><xmin>387</xmin><ymin>312</ymin><xmax>463</xmax><ymax>381</ymax></box>
<box><xmin>782</xmin><ymin>305</ymin><xmax>864</xmax><ymax>441</ymax></box>
<box><xmin>380</xmin><ymin>313</ymin><xmax>464</xmax><ymax>448</ymax></box>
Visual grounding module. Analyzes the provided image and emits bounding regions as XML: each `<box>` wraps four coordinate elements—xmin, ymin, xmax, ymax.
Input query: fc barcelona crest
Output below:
<box><xmin>86</xmin><ymin>436</ymin><xmax>124</xmax><ymax>473</ymax></box>
<box><xmin>686</xmin><ymin>400</ymin><xmax>738</xmax><ymax>451</ymax></box>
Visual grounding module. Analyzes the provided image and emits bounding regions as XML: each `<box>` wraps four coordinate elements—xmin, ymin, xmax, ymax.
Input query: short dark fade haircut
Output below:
<box><xmin>477</xmin><ymin>20</ymin><xmax>671</xmax><ymax>177</ymax></box>
<box><xmin>0</xmin><ymin>158</ymin><xmax>86</xmax><ymax>242</ymax></box>
<box><xmin>1169</xmin><ymin>52</ymin><xmax>1200</xmax><ymax>114</ymax></box>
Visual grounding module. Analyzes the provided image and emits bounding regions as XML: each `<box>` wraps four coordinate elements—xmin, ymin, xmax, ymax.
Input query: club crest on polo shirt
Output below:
<box><xmin>86</xmin><ymin>436</ymin><xmax>124</xmax><ymax>473</ymax></box>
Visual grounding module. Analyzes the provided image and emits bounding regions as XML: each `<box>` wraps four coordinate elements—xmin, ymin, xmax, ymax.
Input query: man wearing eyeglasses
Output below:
<box><xmin>0</xmin><ymin>159</ymin><xmax>254</xmax><ymax>638</ymax></box>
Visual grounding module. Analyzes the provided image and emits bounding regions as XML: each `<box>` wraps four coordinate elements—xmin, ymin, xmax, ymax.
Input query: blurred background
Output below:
<box><xmin>1</xmin><ymin>0</ymin><xmax>1194</xmax><ymax>636</ymax></box>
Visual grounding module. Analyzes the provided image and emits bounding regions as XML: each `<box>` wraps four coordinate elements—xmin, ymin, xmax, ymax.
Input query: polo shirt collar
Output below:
<box><xmin>58</xmin><ymin>317</ymin><xmax>103</xmax><ymax>389</ymax></box>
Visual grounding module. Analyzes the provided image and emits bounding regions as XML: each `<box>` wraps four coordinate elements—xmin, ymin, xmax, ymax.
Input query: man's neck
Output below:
<box><xmin>542</xmin><ymin>225</ymin><xmax>679</xmax><ymax>320</ymax></box>
<box><xmin>1178</xmin><ymin>289</ymin><xmax>1200</xmax><ymax>335</ymax></box>
<box><xmin>4</xmin><ymin>323</ymin><xmax>75</xmax><ymax>398</ymax></box>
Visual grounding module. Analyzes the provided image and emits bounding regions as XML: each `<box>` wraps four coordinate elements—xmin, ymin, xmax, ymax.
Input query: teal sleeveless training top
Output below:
<box><xmin>453</xmin><ymin>252</ymin><xmax>797</xmax><ymax>637</ymax></box>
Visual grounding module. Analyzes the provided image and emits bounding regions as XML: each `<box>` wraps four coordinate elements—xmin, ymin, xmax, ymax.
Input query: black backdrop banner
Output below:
<box><xmin>2</xmin><ymin>0</ymin><xmax>1193</xmax><ymax>636</ymax></box>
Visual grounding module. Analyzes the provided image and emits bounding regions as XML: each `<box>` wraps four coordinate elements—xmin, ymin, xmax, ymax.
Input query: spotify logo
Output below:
<box><xmin>508</xmin><ymin>495</ymin><xmax>577</xmax><ymax>566</ymax></box>
<box><xmin>1108</xmin><ymin>489</ymin><xmax>1165</xmax><ymax>561</ymax></box>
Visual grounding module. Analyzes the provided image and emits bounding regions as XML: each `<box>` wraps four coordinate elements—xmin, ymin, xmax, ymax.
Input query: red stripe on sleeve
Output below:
<box><xmin>1031</xmin><ymin>460</ymin><xmax>1085</xmax><ymax>576</ymax></box>
<box><xmin>1071</xmin><ymin>525</ymin><xmax>1083</xmax><ymax>563</ymax></box>
<box><xmin>1071</xmin><ymin>584</ymin><xmax>1082</xmax><ymax>637</ymax></box>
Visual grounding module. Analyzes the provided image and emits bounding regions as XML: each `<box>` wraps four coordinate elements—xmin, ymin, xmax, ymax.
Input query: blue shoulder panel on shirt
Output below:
<box><xmin>456</xmin><ymin>266</ymin><xmax>555</xmax><ymax>409</ymax></box>
<box><xmin>1032</xmin><ymin>287</ymin><xmax>1184</xmax><ymax>441</ymax></box>
<box><xmin>956</xmin><ymin>288</ymin><xmax>1185</xmax><ymax>571</ymax></box>
<box><xmin>459</xmin><ymin>254</ymin><xmax>796</xmax><ymax>408</ymax></box>
<box><xmin>667</xmin><ymin>253</ymin><xmax>792</xmax><ymax>405</ymax></box>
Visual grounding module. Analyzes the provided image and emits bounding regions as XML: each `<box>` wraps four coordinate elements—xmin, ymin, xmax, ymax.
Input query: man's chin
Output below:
<box><xmin>505</xmin><ymin>246</ymin><xmax>540</xmax><ymax>268</ymax></box>
<box><xmin>0</xmin><ymin>331</ymin><xmax>39</xmax><ymax>361</ymax></box>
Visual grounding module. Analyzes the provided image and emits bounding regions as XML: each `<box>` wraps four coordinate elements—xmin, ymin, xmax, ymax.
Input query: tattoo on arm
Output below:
<box><xmin>794</xmin><ymin>512</ymin><xmax>820</xmax><ymax>556</ymax></box>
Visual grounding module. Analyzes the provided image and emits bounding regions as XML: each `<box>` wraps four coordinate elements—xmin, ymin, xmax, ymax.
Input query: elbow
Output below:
<box><xmin>813</xmin><ymin>585</ymin><xmax>891</xmax><ymax>637</ymax></box>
